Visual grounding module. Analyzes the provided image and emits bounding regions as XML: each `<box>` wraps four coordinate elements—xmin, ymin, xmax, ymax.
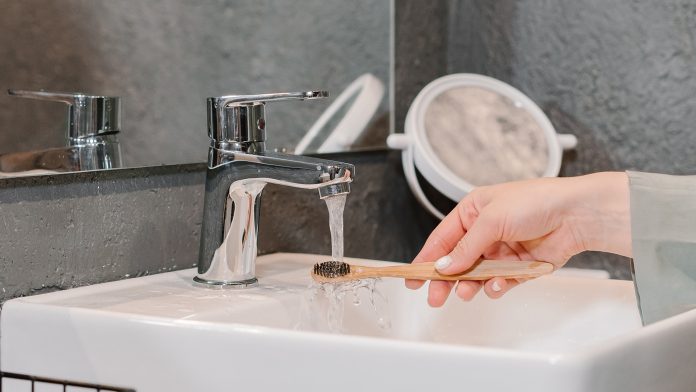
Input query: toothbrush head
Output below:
<box><xmin>311</xmin><ymin>261</ymin><xmax>351</xmax><ymax>282</ymax></box>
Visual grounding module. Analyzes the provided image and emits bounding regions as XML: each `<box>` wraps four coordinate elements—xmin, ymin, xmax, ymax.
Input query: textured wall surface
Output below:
<box><xmin>393</xmin><ymin>1</ymin><xmax>448</xmax><ymax>132</ymax></box>
<box><xmin>448</xmin><ymin>1</ymin><xmax>696</xmax><ymax>176</ymax></box>
<box><xmin>0</xmin><ymin>0</ymin><xmax>390</xmax><ymax>166</ymax></box>
<box><xmin>0</xmin><ymin>165</ymin><xmax>205</xmax><ymax>303</ymax></box>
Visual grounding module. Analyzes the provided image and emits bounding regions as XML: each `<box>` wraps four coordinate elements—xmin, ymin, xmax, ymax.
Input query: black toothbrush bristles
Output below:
<box><xmin>313</xmin><ymin>261</ymin><xmax>351</xmax><ymax>278</ymax></box>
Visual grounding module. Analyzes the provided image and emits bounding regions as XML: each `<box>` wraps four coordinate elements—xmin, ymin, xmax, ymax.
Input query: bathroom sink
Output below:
<box><xmin>2</xmin><ymin>253</ymin><xmax>695</xmax><ymax>391</ymax></box>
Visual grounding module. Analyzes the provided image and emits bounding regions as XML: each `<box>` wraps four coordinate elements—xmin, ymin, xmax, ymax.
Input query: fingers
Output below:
<box><xmin>404</xmin><ymin>278</ymin><xmax>425</xmax><ymax>290</ymax></box>
<box><xmin>406</xmin><ymin>203</ymin><xmax>472</xmax><ymax>290</ymax></box>
<box><xmin>483</xmin><ymin>278</ymin><xmax>522</xmax><ymax>299</ymax></box>
<box><xmin>435</xmin><ymin>213</ymin><xmax>501</xmax><ymax>275</ymax></box>
<box><xmin>428</xmin><ymin>278</ymin><xmax>521</xmax><ymax>305</ymax></box>
<box><xmin>454</xmin><ymin>281</ymin><xmax>482</xmax><ymax>301</ymax></box>
<box><xmin>427</xmin><ymin>280</ymin><xmax>455</xmax><ymax>307</ymax></box>
<box><xmin>413</xmin><ymin>205</ymin><xmax>469</xmax><ymax>264</ymax></box>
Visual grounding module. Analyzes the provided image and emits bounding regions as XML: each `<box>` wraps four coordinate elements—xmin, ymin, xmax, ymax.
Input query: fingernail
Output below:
<box><xmin>491</xmin><ymin>281</ymin><xmax>502</xmax><ymax>292</ymax></box>
<box><xmin>435</xmin><ymin>255</ymin><xmax>452</xmax><ymax>271</ymax></box>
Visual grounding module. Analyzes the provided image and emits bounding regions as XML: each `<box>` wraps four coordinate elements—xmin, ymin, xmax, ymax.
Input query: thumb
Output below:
<box><xmin>434</xmin><ymin>214</ymin><xmax>500</xmax><ymax>274</ymax></box>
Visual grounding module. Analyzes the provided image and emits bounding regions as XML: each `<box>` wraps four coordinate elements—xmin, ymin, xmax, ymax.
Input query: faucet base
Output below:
<box><xmin>192</xmin><ymin>276</ymin><xmax>259</xmax><ymax>289</ymax></box>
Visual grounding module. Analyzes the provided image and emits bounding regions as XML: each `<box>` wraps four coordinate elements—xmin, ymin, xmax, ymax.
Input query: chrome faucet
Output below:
<box><xmin>194</xmin><ymin>91</ymin><xmax>355</xmax><ymax>288</ymax></box>
<box><xmin>0</xmin><ymin>90</ymin><xmax>122</xmax><ymax>175</ymax></box>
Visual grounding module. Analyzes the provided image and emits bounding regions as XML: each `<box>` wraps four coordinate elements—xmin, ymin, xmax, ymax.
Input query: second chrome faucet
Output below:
<box><xmin>0</xmin><ymin>90</ymin><xmax>122</xmax><ymax>175</ymax></box>
<box><xmin>195</xmin><ymin>91</ymin><xmax>355</xmax><ymax>288</ymax></box>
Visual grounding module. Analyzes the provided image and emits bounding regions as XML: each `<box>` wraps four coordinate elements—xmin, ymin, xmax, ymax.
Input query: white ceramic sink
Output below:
<box><xmin>2</xmin><ymin>253</ymin><xmax>696</xmax><ymax>392</ymax></box>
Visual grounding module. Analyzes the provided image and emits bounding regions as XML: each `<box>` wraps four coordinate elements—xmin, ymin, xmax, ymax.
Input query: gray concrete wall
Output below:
<box><xmin>393</xmin><ymin>2</ymin><xmax>449</xmax><ymax>133</ymax></box>
<box><xmin>0</xmin><ymin>0</ymin><xmax>390</xmax><ymax>166</ymax></box>
<box><xmin>447</xmin><ymin>0</ymin><xmax>696</xmax><ymax>176</ymax></box>
<box><xmin>0</xmin><ymin>165</ymin><xmax>205</xmax><ymax>303</ymax></box>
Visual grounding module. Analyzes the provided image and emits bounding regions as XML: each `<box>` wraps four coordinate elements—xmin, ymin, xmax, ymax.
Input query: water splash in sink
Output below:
<box><xmin>298</xmin><ymin>278</ymin><xmax>391</xmax><ymax>333</ymax></box>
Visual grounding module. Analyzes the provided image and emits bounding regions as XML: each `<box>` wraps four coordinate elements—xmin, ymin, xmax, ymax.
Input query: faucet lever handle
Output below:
<box><xmin>207</xmin><ymin>90</ymin><xmax>328</xmax><ymax>146</ymax></box>
<box><xmin>8</xmin><ymin>89</ymin><xmax>121</xmax><ymax>139</ymax></box>
<box><xmin>8</xmin><ymin>89</ymin><xmax>83</xmax><ymax>104</ymax></box>
<box><xmin>214</xmin><ymin>90</ymin><xmax>328</xmax><ymax>108</ymax></box>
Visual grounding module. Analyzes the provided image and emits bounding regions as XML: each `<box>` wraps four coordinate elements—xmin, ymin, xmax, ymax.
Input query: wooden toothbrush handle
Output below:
<box><xmin>354</xmin><ymin>259</ymin><xmax>554</xmax><ymax>281</ymax></box>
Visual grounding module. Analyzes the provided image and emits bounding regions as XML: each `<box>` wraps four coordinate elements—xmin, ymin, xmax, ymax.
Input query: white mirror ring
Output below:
<box><xmin>296</xmin><ymin>73</ymin><xmax>385</xmax><ymax>154</ymax></box>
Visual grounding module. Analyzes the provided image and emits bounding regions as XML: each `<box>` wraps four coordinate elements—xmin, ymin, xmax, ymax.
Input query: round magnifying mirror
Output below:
<box><xmin>388</xmin><ymin>74</ymin><xmax>577</xmax><ymax>219</ymax></box>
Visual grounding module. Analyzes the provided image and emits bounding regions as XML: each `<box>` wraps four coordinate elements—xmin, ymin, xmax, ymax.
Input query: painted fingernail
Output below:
<box><xmin>491</xmin><ymin>281</ymin><xmax>502</xmax><ymax>292</ymax></box>
<box><xmin>435</xmin><ymin>255</ymin><xmax>452</xmax><ymax>271</ymax></box>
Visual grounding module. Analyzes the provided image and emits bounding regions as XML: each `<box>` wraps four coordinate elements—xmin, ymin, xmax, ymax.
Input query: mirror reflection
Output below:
<box><xmin>0</xmin><ymin>0</ymin><xmax>391</xmax><ymax>178</ymax></box>
<box><xmin>425</xmin><ymin>86</ymin><xmax>549</xmax><ymax>186</ymax></box>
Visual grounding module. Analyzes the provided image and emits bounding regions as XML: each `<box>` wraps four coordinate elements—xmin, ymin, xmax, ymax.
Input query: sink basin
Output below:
<box><xmin>2</xmin><ymin>253</ymin><xmax>696</xmax><ymax>391</ymax></box>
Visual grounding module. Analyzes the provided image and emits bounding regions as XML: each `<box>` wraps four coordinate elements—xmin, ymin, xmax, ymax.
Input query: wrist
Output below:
<box><xmin>567</xmin><ymin>172</ymin><xmax>632</xmax><ymax>257</ymax></box>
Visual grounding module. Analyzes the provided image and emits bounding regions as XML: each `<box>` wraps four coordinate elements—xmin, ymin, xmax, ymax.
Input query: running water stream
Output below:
<box><xmin>324</xmin><ymin>194</ymin><xmax>346</xmax><ymax>263</ymax></box>
<box><xmin>297</xmin><ymin>194</ymin><xmax>391</xmax><ymax>333</ymax></box>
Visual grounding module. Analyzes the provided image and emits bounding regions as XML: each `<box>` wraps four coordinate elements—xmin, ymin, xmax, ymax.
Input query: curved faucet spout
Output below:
<box><xmin>229</xmin><ymin>168</ymin><xmax>352</xmax><ymax>196</ymax></box>
<box><xmin>195</xmin><ymin>151</ymin><xmax>354</xmax><ymax>288</ymax></box>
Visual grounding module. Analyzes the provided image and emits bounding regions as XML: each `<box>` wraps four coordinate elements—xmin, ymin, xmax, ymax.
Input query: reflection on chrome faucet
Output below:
<box><xmin>194</xmin><ymin>91</ymin><xmax>355</xmax><ymax>288</ymax></box>
<box><xmin>0</xmin><ymin>90</ymin><xmax>122</xmax><ymax>177</ymax></box>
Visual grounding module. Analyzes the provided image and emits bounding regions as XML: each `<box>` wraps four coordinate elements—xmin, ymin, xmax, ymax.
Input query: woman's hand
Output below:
<box><xmin>407</xmin><ymin>172</ymin><xmax>631</xmax><ymax>307</ymax></box>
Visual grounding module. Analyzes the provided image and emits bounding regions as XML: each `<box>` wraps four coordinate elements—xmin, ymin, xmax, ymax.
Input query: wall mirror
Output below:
<box><xmin>0</xmin><ymin>0</ymin><xmax>391</xmax><ymax>178</ymax></box>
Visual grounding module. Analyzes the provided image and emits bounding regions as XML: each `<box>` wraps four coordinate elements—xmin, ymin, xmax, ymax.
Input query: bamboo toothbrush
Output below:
<box><xmin>311</xmin><ymin>259</ymin><xmax>554</xmax><ymax>283</ymax></box>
